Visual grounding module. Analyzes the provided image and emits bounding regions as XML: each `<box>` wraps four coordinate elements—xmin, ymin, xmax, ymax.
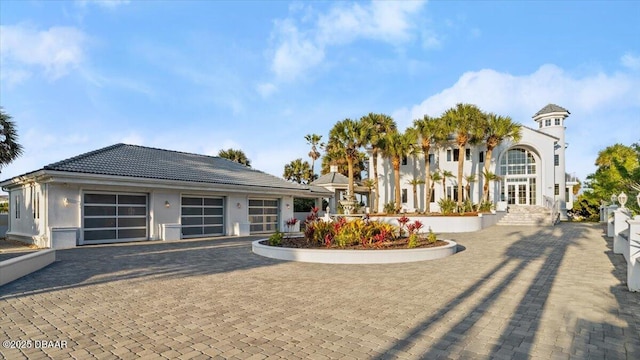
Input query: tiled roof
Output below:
<box><xmin>311</xmin><ymin>171</ymin><xmax>350</xmax><ymax>186</ymax></box>
<box><xmin>533</xmin><ymin>104</ymin><xmax>570</xmax><ymax>117</ymax></box>
<box><xmin>41</xmin><ymin>143</ymin><xmax>310</xmax><ymax>191</ymax></box>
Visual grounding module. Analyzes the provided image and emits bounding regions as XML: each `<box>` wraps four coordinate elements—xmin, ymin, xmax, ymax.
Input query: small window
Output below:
<box><xmin>446</xmin><ymin>186</ymin><xmax>460</xmax><ymax>201</ymax></box>
<box><xmin>465</xmin><ymin>149</ymin><xmax>471</xmax><ymax>161</ymax></box>
<box><xmin>555</xmin><ymin>118</ymin><xmax>561</xmax><ymax>126</ymax></box>
<box><xmin>479</xmin><ymin>151</ymin><xmax>485</xmax><ymax>163</ymax></box>
<box><xmin>429</xmin><ymin>189</ymin><xmax>435</xmax><ymax>202</ymax></box>
<box><xmin>554</xmin><ymin>184</ymin><xmax>560</xmax><ymax>196</ymax></box>
<box><xmin>453</xmin><ymin>149</ymin><xmax>460</xmax><ymax>162</ymax></box>
<box><xmin>554</xmin><ymin>154</ymin><xmax>559</xmax><ymax>166</ymax></box>
<box><xmin>401</xmin><ymin>155</ymin><xmax>408</xmax><ymax>166</ymax></box>
<box><xmin>447</xmin><ymin>149</ymin><xmax>452</xmax><ymax>162</ymax></box>
<box><xmin>428</xmin><ymin>154</ymin><xmax>434</xmax><ymax>164</ymax></box>
<box><xmin>15</xmin><ymin>195</ymin><xmax>20</xmax><ymax>219</ymax></box>
<box><xmin>545</xmin><ymin>119</ymin><xmax>551</xmax><ymax>127</ymax></box>
<box><xmin>401</xmin><ymin>189</ymin><xmax>408</xmax><ymax>203</ymax></box>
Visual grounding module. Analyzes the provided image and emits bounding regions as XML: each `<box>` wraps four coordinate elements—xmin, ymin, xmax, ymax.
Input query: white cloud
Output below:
<box><xmin>256</xmin><ymin>82</ymin><xmax>278</xmax><ymax>98</ymax></box>
<box><xmin>0</xmin><ymin>24</ymin><xmax>88</xmax><ymax>81</ymax></box>
<box><xmin>621</xmin><ymin>53</ymin><xmax>640</xmax><ymax>71</ymax></box>
<box><xmin>393</xmin><ymin>63</ymin><xmax>640</xmax><ymax>181</ymax></box>
<box><xmin>76</xmin><ymin>0</ymin><xmax>130</xmax><ymax>9</ymax></box>
<box><xmin>269</xmin><ymin>0</ymin><xmax>428</xmax><ymax>82</ymax></box>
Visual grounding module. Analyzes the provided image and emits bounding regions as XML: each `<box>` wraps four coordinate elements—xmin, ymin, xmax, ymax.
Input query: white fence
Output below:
<box><xmin>607</xmin><ymin>206</ymin><xmax>640</xmax><ymax>292</ymax></box>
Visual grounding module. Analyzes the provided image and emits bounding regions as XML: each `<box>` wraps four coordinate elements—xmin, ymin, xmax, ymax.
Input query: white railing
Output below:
<box><xmin>543</xmin><ymin>195</ymin><xmax>560</xmax><ymax>225</ymax></box>
<box><xmin>609</xmin><ymin>207</ymin><xmax>640</xmax><ymax>292</ymax></box>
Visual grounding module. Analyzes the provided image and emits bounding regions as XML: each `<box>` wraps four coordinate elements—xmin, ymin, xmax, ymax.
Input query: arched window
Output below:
<box><xmin>500</xmin><ymin>148</ymin><xmax>536</xmax><ymax>175</ymax></box>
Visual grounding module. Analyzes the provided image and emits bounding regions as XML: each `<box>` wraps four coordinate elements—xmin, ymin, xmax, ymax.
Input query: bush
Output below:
<box><xmin>407</xmin><ymin>234</ymin><xmax>419</xmax><ymax>248</ymax></box>
<box><xmin>478</xmin><ymin>201</ymin><xmax>493</xmax><ymax>212</ymax></box>
<box><xmin>427</xmin><ymin>227</ymin><xmax>437</xmax><ymax>244</ymax></box>
<box><xmin>383</xmin><ymin>202</ymin><xmax>397</xmax><ymax>214</ymax></box>
<box><xmin>303</xmin><ymin>218</ymin><xmax>399</xmax><ymax>248</ymax></box>
<box><xmin>268</xmin><ymin>231</ymin><xmax>283</xmax><ymax>246</ymax></box>
<box><xmin>438</xmin><ymin>198</ymin><xmax>457</xmax><ymax>215</ymax></box>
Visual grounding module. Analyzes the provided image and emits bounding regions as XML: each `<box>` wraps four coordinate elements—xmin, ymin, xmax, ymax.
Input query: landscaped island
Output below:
<box><xmin>251</xmin><ymin>208</ymin><xmax>458</xmax><ymax>264</ymax></box>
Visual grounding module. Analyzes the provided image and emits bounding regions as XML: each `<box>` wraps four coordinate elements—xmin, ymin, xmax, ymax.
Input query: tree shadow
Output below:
<box><xmin>373</xmin><ymin>223</ymin><xmax>587</xmax><ymax>359</ymax></box>
<box><xmin>0</xmin><ymin>235</ymin><xmax>281</xmax><ymax>299</ymax></box>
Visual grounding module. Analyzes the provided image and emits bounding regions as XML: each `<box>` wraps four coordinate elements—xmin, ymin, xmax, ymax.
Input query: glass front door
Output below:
<box><xmin>506</xmin><ymin>179</ymin><xmax>531</xmax><ymax>205</ymax></box>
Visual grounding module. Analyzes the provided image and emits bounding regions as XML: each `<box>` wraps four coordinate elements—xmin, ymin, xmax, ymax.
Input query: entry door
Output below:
<box><xmin>507</xmin><ymin>181</ymin><xmax>528</xmax><ymax>205</ymax></box>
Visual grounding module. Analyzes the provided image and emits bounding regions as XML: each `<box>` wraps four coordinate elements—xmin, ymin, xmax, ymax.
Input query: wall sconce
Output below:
<box><xmin>618</xmin><ymin>192</ymin><xmax>628</xmax><ymax>208</ymax></box>
<box><xmin>165</xmin><ymin>200</ymin><xmax>170</xmax><ymax>208</ymax></box>
<box><xmin>610</xmin><ymin>194</ymin><xmax>617</xmax><ymax>205</ymax></box>
<box><xmin>63</xmin><ymin>198</ymin><xmax>69</xmax><ymax>207</ymax></box>
<box><xmin>286</xmin><ymin>203</ymin><xmax>290</xmax><ymax>209</ymax></box>
<box><xmin>236</xmin><ymin>202</ymin><xmax>241</xmax><ymax>209</ymax></box>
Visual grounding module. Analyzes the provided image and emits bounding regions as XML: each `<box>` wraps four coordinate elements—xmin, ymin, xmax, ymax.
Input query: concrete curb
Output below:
<box><xmin>252</xmin><ymin>239</ymin><xmax>457</xmax><ymax>264</ymax></box>
<box><xmin>0</xmin><ymin>249</ymin><xmax>56</xmax><ymax>286</ymax></box>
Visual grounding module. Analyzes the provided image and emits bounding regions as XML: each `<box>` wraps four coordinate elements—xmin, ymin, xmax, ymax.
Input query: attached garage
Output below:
<box><xmin>181</xmin><ymin>196</ymin><xmax>225</xmax><ymax>238</ymax></box>
<box><xmin>82</xmin><ymin>192</ymin><xmax>148</xmax><ymax>244</ymax></box>
<box><xmin>0</xmin><ymin>143</ymin><xmax>332</xmax><ymax>248</ymax></box>
<box><xmin>248</xmin><ymin>198</ymin><xmax>279</xmax><ymax>234</ymax></box>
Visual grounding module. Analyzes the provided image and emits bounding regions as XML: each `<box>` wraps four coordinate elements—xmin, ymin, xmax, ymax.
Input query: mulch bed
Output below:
<box><xmin>260</xmin><ymin>237</ymin><xmax>449</xmax><ymax>250</ymax></box>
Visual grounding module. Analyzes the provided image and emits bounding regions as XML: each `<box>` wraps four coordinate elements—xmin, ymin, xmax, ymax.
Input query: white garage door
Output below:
<box><xmin>248</xmin><ymin>198</ymin><xmax>279</xmax><ymax>233</ymax></box>
<box><xmin>83</xmin><ymin>193</ymin><xmax>148</xmax><ymax>244</ymax></box>
<box><xmin>181</xmin><ymin>196</ymin><xmax>225</xmax><ymax>238</ymax></box>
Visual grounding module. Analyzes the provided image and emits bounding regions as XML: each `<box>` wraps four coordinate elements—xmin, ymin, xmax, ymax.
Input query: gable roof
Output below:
<box><xmin>533</xmin><ymin>104</ymin><xmax>570</xmax><ymax>117</ymax></box>
<box><xmin>34</xmin><ymin>143</ymin><xmax>308</xmax><ymax>191</ymax></box>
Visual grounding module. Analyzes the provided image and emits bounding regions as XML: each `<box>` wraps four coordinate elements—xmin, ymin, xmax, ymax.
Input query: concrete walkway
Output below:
<box><xmin>1</xmin><ymin>223</ymin><xmax>638</xmax><ymax>359</ymax></box>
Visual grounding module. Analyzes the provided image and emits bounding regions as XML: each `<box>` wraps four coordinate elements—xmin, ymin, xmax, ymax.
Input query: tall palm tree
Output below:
<box><xmin>0</xmin><ymin>108</ymin><xmax>23</xmax><ymax>170</ymax></box>
<box><xmin>283</xmin><ymin>158</ymin><xmax>314</xmax><ymax>184</ymax></box>
<box><xmin>482</xmin><ymin>169</ymin><xmax>501</xmax><ymax>202</ymax></box>
<box><xmin>361</xmin><ymin>178</ymin><xmax>376</xmax><ymax>211</ymax></box>
<box><xmin>407</xmin><ymin>178</ymin><xmax>425</xmax><ymax>212</ymax></box>
<box><xmin>304</xmin><ymin>133</ymin><xmax>324</xmax><ymax>178</ymax></box>
<box><xmin>482</xmin><ymin>113</ymin><xmax>522</xmax><ymax>202</ymax></box>
<box><xmin>412</xmin><ymin>115</ymin><xmax>447</xmax><ymax>213</ymax></box>
<box><xmin>327</xmin><ymin>118</ymin><xmax>368</xmax><ymax>200</ymax></box>
<box><xmin>442</xmin><ymin>103</ymin><xmax>485</xmax><ymax>207</ymax></box>
<box><xmin>360</xmin><ymin>113</ymin><xmax>397</xmax><ymax>213</ymax></box>
<box><xmin>218</xmin><ymin>148</ymin><xmax>251</xmax><ymax>167</ymax></box>
<box><xmin>380</xmin><ymin>129</ymin><xmax>416</xmax><ymax>210</ymax></box>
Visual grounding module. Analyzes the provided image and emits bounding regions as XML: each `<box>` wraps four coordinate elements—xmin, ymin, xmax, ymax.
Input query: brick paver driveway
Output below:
<box><xmin>1</xmin><ymin>223</ymin><xmax>639</xmax><ymax>359</ymax></box>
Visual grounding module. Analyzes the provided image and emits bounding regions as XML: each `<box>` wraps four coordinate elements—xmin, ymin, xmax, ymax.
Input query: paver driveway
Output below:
<box><xmin>1</xmin><ymin>223</ymin><xmax>639</xmax><ymax>359</ymax></box>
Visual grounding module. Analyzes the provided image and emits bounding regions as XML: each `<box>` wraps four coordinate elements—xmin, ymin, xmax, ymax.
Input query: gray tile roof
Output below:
<box><xmin>41</xmin><ymin>143</ymin><xmax>311</xmax><ymax>191</ymax></box>
<box><xmin>311</xmin><ymin>171</ymin><xmax>350</xmax><ymax>186</ymax></box>
<box><xmin>533</xmin><ymin>104</ymin><xmax>570</xmax><ymax>117</ymax></box>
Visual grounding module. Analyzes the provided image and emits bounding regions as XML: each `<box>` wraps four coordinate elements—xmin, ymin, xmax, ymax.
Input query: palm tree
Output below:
<box><xmin>464</xmin><ymin>173</ymin><xmax>477</xmax><ymax>201</ymax></box>
<box><xmin>0</xmin><ymin>108</ymin><xmax>23</xmax><ymax>170</ymax></box>
<box><xmin>380</xmin><ymin>129</ymin><xmax>416</xmax><ymax>210</ymax></box>
<box><xmin>407</xmin><ymin>178</ymin><xmax>425</xmax><ymax>212</ymax></box>
<box><xmin>482</xmin><ymin>113</ymin><xmax>522</xmax><ymax>202</ymax></box>
<box><xmin>430</xmin><ymin>171</ymin><xmax>442</xmax><ymax>207</ymax></box>
<box><xmin>327</xmin><ymin>118</ymin><xmax>368</xmax><ymax>200</ymax></box>
<box><xmin>482</xmin><ymin>169</ymin><xmax>501</xmax><ymax>202</ymax></box>
<box><xmin>218</xmin><ymin>148</ymin><xmax>251</xmax><ymax>167</ymax></box>
<box><xmin>441</xmin><ymin>170</ymin><xmax>455</xmax><ymax>200</ymax></box>
<box><xmin>360</xmin><ymin>113</ymin><xmax>397</xmax><ymax>213</ymax></box>
<box><xmin>442</xmin><ymin>103</ymin><xmax>485</xmax><ymax>207</ymax></box>
<box><xmin>361</xmin><ymin>178</ymin><xmax>376</xmax><ymax>211</ymax></box>
<box><xmin>283</xmin><ymin>158</ymin><xmax>314</xmax><ymax>184</ymax></box>
<box><xmin>304</xmin><ymin>134</ymin><xmax>324</xmax><ymax>178</ymax></box>
<box><xmin>412</xmin><ymin>115</ymin><xmax>447</xmax><ymax>213</ymax></box>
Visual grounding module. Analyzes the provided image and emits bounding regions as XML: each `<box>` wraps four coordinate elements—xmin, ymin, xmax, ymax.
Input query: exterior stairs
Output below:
<box><xmin>497</xmin><ymin>205</ymin><xmax>556</xmax><ymax>226</ymax></box>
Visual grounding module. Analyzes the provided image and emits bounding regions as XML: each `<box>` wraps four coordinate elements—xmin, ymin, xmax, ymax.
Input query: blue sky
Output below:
<box><xmin>1</xmin><ymin>0</ymin><xmax>639</xmax><ymax>185</ymax></box>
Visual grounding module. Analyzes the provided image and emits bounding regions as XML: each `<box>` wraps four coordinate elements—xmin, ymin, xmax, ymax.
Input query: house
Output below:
<box><xmin>371</xmin><ymin>104</ymin><xmax>577</xmax><ymax>219</ymax></box>
<box><xmin>0</xmin><ymin>144</ymin><xmax>330</xmax><ymax>248</ymax></box>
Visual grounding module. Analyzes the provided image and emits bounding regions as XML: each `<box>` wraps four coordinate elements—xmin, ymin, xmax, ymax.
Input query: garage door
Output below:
<box><xmin>181</xmin><ymin>196</ymin><xmax>225</xmax><ymax>238</ymax></box>
<box><xmin>248</xmin><ymin>199</ymin><xmax>279</xmax><ymax>233</ymax></box>
<box><xmin>83</xmin><ymin>193</ymin><xmax>148</xmax><ymax>244</ymax></box>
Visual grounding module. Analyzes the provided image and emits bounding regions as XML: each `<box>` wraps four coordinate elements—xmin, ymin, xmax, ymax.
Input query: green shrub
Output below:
<box><xmin>461</xmin><ymin>199</ymin><xmax>475</xmax><ymax>213</ymax></box>
<box><xmin>407</xmin><ymin>234</ymin><xmax>419</xmax><ymax>248</ymax></box>
<box><xmin>383</xmin><ymin>202</ymin><xmax>397</xmax><ymax>214</ymax></box>
<box><xmin>438</xmin><ymin>198</ymin><xmax>457</xmax><ymax>215</ymax></box>
<box><xmin>478</xmin><ymin>201</ymin><xmax>493</xmax><ymax>212</ymax></box>
<box><xmin>427</xmin><ymin>227</ymin><xmax>437</xmax><ymax>244</ymax></box>
<box><xmin>268</xmin><ymin>231</ymin><xmax>283</xmax><ymax>246</ymax></box>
